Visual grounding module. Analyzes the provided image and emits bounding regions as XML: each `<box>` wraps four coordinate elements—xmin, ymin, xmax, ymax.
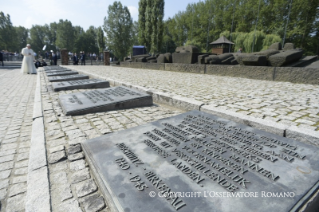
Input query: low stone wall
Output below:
<box><xmin>120</xmin><ymin>62</ymin><xmax>319</xmax><ymax>84</ymax></box>
<box><xmin>142</xmin><ymin>63</ymin><xmax>165</xmax><ymax>70</ymax></box>
<box><xmin>206</xmin><ymin>65</ymin><xmax>274</xmax><ymax>81</ymax></box>
<box><xmin>165</xmin><ymin>63</ymin><xmax>205</xmax><ymax>74</ymax></box>
<box><xmin>274</xmin><ymin>67</ymin><xmax>319</xmax><ymax>84</ymax></box>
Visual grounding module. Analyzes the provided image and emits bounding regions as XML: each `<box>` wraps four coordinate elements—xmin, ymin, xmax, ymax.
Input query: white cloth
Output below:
<box><xmin>21</xmin><ymin>48</ymin><xmax>37</xmax><ymax>74</ymax></box>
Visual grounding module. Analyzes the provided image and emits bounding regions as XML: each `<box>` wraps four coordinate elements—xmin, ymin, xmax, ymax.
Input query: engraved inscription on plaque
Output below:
<box><xmin>48</xmin><ymin>74</ymin><xmax>89</xmax><ymax>82</ymax></box>
<box><xmin>46</xmin><ymin>71</ymin><xmax>79</xmax><ymax>76</ymax></box>
<box><xmin>52</xmin><ymin>79</ymin><xmax>110</xmax><ymax>91</ymax></box>
<box><xmin>59</xmin><ymin>86</ymin><xmax>153</xmax><ymax>115</ymax></box>
<box><xmin>83</xmin><ymin>110</ymin><xmax>319</xmax><ymax>212</ymax></box>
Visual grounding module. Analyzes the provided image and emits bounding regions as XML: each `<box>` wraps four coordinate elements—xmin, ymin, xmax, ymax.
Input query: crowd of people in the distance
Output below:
<box><xmin>68</xmin><ymin>51</ymin><xmax>103</xmax><ymax>65</ymax></box>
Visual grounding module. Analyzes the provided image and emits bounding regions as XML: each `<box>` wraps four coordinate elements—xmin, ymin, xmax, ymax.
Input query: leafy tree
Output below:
<box><xmin>97</xmin><ymin>26</ymin><xmax>105</xmax><ymax>53</ymax></box>
<box><xmin>28</xmin><ymin>25</ymin><xmax>47</xmax><ymax>53</ymax></box>
<box><xmin>138</xmin><ymin>0</ymin><xmax>164</xmax><ymax>54</ymax></box>
<box><xmin>85</xmin><ymin>26</ymin><xmax>99</xmax><ymax>53</ymax></box>
<box><xmin>0</xmin><ymin>12</ymin><xmax>16</xmax><ymax>51</ymax></box>
<box><xmin>14</xmin><ymin>26</ymin><xmax>28</xmax><ymax>52</ymax></box>
<box><xmin>103</xmin><ymin>1</ymin><xmax>133</xmax><ymax>61</ymax></box>
<box><xmin>56</xmin><ymin>19</ymin><xmax>74</xmax><ymax>50</ymax></box>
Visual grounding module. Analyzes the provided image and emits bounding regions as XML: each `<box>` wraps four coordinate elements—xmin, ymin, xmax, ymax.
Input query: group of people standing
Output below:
<box><xmin>72</xmin><ymin>51</ymin><xmax>86</xmax><ymax>65</ymax></box>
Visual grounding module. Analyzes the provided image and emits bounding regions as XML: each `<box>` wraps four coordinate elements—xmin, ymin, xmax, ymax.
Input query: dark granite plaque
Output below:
<box><xmin>52</xmin><ymin>79</ymin><xmax>110</xmax><ymax>91</ymax></box>
<box><xmin>48</xmin><ymin>74</ymin><xmax>89</xmax><ymax>82</ymax></box>
<box><xmin>46</xmin><ymin>71</ymin><xmax>78</xmax><ymax>76</ymax></box>
<box><xmin>59</xmin><ymin>86</ymin><xmax>153</xmax><ymax>115</ymax></box>
<box><xmin>45</xmin><ymin>69</ymin><xmax>71</xmax><ymax>73</ymax></box>
<box><xmin>82</xmin><ymin>110</ymin><xmax>319</xmax><ymax>212</ymax></box>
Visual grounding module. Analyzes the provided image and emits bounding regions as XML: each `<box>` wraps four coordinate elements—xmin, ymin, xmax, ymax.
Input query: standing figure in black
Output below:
<box><xmin>80</xmin><ymin>51</ymin><xmax>86</xmax><ymax>65</ymax></box>
<box><xmin>52</xmin><ymin>51</ymin><xmax>57</xmax><ymax>65</ymax></box>
<box><xmin>73</xmin><ymin>53</ymin><xmax>79</xmax><ymax>65</ymax></box>
<box><xmin>0</xmin><ymin>50</ymin><xmax>3</xmax><ymax>66</ymax></box>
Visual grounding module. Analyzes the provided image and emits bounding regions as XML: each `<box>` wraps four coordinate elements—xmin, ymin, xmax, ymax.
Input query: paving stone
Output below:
<box><xmin>4</xmin><ymin>133</ymin><xmax>20</xmax><ymax>140</ymax></box>
<box><xmin>57</xmin><ymin>198</ymin><xmax>82</xmax><ymax>212</ymax></box>
<box><xmin>79</xmin><ymin>193</ymin><xmax>106</xmax><ymax>212</ymax></box>
<box><xmin>0</xmin><ymin>154</ymin><xmax>14</xmax><ymax>163</ymax></box>
<box><xmin>50</xmin><ymin>161</ymin><xmax>68</xmax><ymax>173</ymax></box>
<box><xmin>16</xmin><ymin>152</ymin><xmax>29</xmax><ymax>161</ymax></box>
<box><xmin>51</xmin><ymin>171</ymin><xmax>68</xmax><ymax>185</ymax></box>
<box><xmin>18</xmin><ymin>147</ymin><xmax>30</xmax><ymax>153</ymax></box>
<box><xmin>48</xmin><ymin>150</ymin><xmax>67</xmax><ymax>164</ymax></box>
<box><xmin>68</xmin><ymin>144</ymin><xmax>82</xmax><ymax>155</ymax></box>
<box><xmin>68</xmin><ymin>137</ymin><xmax>86</xmax><ymax>146</ymax></box>
<box><xmin>69</xmin><ymin>159</ymin><xmax>86</xmax><ymax>172</ymax></box>
<box><xmin>2</xmin><ymin>137</ymin><xmax>18</xmax><ymax>144</ymax></box>
<box><xmin>59</xmin><ymin>184</ymin><xmax>73</xmax><ymax>202</ymax></box>
<box><xmin>0</xmin><ymin>143</ymin><xmax>18</xmax><ymax>151</ymax></box>
<box><xmin>15</xmin><ymin>159</ymin><xmax>29</xmax><ymax>168</ymax></box>
<box><xmin>49</xmin><ymin>145</ymin><xmax>65</xmax><ymax>154</ymax></box>
<box><xmin>8</xmin><ymin>182</ymin><xmax>27</xmax><ymax>197</ymax></box>
<box><xmin>12</xmin><ymin>175</ymin><xmax>27</xmax><ymax>184</ymax></box>
<box><xmin>74</xmin><ymin>179</ymin><xmax>97</xmax><ymax>198</ymax></box>
<box><xmin>0</xmin><ymin>188</ymin><xmax>7</xmax><ymax>200</ymax></box>
<box><xmin>0</xmin><ymin>179</ymin><xmax>9</xmax><ymax>189</ymax></box>
<box><xmin>6</xmin><ymin>130</ymin><xmax>20</xmax><ymax>135</ymax></box>
<box><xmin>0</xmin><ymin>149</ymin><xmax>16</xmax><ymax>157</ymax></box>
<box><xmin>14</xmin><ymin>167</ymin><xmax>28</xmax><ymax>175</ymax></box>
<box><xmin>70</xmin><ymin>168</ymin><xmax>90</xmax><ymax>184</ymax></box>
<box><xmin>47</xmin><ymin>138</ymin><xmax>67</xmax><ymax>147</ymax></box>
<box><xmin>0</xmin><ymin>170</ymin><xmax>11</xmax><ymax>180</ymax></box>
<box><xmin>6</xmin><ymin>193</ymin><xmax>26</xmax><ymax>212</ymax></box>
<box><xmin>68</xmin><ymin>152</ymin><xmax>84</xmax><ymax>161</ymax></box>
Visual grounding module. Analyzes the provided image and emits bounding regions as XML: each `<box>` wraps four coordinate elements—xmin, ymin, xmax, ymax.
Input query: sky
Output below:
<box><xmin>1</xmin><ymin>0</ymin><xmax>200</xmax><ymax>30</ymax></box>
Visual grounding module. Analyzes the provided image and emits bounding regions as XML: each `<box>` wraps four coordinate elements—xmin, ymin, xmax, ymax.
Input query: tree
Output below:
<box><xmin>0</xmin><ymin>12</ymin><xmax>16</xmax><ymax>51</ymax></box>
<box><xmin>85</xmin><ymin>26</ymin><xmax>99</xmax><ymax>53</ymax></box>
<box><xmin>56</xmin><ymin>19</ymin><xmax>74</xmax><ymax>50</ymax></box>
<box><xmin>138</xmin><ymin>0</ymin><xmax>164</xmax><ymax>54</ymax></box>
<box><xmin>103</xmin><ymin>1</ymin><xmax>133</xmax><ymax>61</ymax></box>
<box><xmin>28</xmin><ymin>25</ymin><xmax>47</xmax><ymax>53</ymax></box>
<box><xmin>97</xmin><ymin>26</ymin><xmax>105</xmax><ymax>53</ymax></box>
<box><xmin>132</xmin><ymin>21</ymin><xmax>139</xmax><ymax>46</ymax></box>
<box><xmin>14</xmin><ymin>26</ymin><xmax>28</xmax><ymax>52</ymax></box>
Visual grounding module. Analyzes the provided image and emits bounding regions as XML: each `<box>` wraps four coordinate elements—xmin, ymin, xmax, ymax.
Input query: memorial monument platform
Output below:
<box><xmin>0</xmin><ymin>67</ymin><xmax>318</xmax><ymax>211</ymax></box>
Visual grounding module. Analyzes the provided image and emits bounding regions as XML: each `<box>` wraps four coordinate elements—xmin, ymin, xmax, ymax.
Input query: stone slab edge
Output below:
<box><xmin>25</xmin><ymin>68</ymin><xmax>51</xmax><ymax>212</ymax></box>
<box><xmin>61</xmin><ymin>66</ymin><xmax>319</xmax><ymax>147</ymax></box>
<box><xmin>82</xmin><ymin>145</ymin><xmax>120</xmax><ymax>212</ymax></box>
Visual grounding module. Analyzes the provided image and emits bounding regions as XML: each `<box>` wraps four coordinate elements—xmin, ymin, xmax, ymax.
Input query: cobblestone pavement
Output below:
<box><xmin>40</xmin><ymin>71</ymin><xmax>182</xmax><ymax>212</ymax></box>
<box><xmin>66</xmin><ymin>66</ymin><xmax>319</xmax><ymax>131</ymax></box>
<box><xmin>0</xmin><ymin>69</ymin><xmax>36</xmax><ymax>211</ymax></box>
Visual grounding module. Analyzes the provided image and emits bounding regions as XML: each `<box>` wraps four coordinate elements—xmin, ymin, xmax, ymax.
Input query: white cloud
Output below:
<box><xmin>128</xmin><ymin>6</ymin><xmax>138</xmax><ymax>21</ymax></box>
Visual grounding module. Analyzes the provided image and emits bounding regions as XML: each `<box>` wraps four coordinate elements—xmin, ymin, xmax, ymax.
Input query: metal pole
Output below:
<box><xmin>282</xmin><ymin>0</ymin><xmax>293</xmax><ymax>47</ymax></box>
<box><xmin>252</xmin><ymin>0</ymin><xmax>261</xmax><ymax>52</ymax></box>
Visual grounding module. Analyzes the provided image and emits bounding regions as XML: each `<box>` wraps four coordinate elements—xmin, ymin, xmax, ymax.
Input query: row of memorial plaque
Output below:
<box><xmin>42</xmin><ymin>66</ymin><xmax>319</xmax><ymax>212</ymax></box>
<box><xmin>43</xmin><ymin>66</ymin><xmax>153</xmax><ymax>116</ymax></box>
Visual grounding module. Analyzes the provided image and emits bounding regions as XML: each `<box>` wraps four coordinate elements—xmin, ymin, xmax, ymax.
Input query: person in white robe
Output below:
<box><xmin>21</xmin><ymin>44</ymin><xmax>37</xmax><ymax>74</ymax></box>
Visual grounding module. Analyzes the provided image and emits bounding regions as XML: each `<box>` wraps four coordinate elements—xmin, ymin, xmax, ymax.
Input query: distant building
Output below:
<box><xmin>210</xmin><ymin>36</ymin><xmax>234</xmax><ymax>55</ymax></box>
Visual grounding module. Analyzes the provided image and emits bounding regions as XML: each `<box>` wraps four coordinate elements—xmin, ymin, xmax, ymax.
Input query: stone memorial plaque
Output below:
<box><xmin>48</xmin><ymin>74</ymin><xmax>89</xmax><ymax>82</ymax></box>
<box><xmin>52</xmin><ymin>79</ymin><xmax>110</xmax><ymax>91</ymax></box>
<box><xmin>46</xmin><ymin>71</ymin><xmax>78</xmax><ymax>76</ymax></box>
<box><xmin>59</xmin><ymin>86</ymin><xmax>153</xmax><ymax>115</ymax></box>
<box><xmin>45</xmin><ymin>69</ymin><xmax>71</xmax><ymax>73</ymax></box>
<box><xmin>82</xmin><ymin>110</ymin><xmax>319</xmax><ymax>212</ymax></box>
